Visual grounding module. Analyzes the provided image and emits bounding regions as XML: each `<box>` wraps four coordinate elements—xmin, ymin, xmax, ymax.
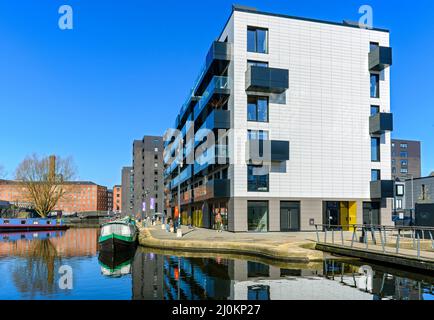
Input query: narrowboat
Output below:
<box><xmin>98</xmin><ymin>248</ymin><xmax>136</xmax><ymax>277</ymax></box>
<box><xmin>98</xmin><ymin>217</ymin><xmax>138</xmax><ymax>252</ymax></box>
<box><xmin>0</xmin><ymin>218</ymin><xmax>69</xmax><ymax>232</ymax></box>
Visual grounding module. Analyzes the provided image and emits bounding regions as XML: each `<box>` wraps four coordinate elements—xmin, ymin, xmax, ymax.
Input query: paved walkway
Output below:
<box><xmin>138</xmin><ymin>224</ymin><xmax>326</xmax><ymax>262</ymax></box>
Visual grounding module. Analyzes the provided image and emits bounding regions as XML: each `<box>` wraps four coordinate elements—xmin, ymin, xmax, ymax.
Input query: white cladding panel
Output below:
<box><xmin>221</xmin><ymin>11</ymin><xmax>391</xmax><ymax>199</ymax></box>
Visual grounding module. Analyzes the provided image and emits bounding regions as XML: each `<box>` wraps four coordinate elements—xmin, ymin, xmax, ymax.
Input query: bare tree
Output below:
<box><xmin>0</xmin><ymin>165</ymin><xmax>5</xmax><ymax>178</ymax></box>
<box><xmin>15</xmin><ymin>154</ymin><xmax>77</xmax><ymax>218</ymax></box>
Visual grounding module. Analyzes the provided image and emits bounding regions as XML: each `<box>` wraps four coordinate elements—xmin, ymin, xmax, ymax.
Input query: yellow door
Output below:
<box><xmin>340</xmin><ymin>202</ymin><xmax>349</xmax><ymax>231</ymax></box>
<box><xmin>348</xmin><ymin>202</ymin><xmax>357</xmax><ymax>231</ymax></box>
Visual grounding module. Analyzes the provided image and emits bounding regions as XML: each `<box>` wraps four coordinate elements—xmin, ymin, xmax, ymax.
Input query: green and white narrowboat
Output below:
<box><xmin>98</xmin><ymin>217</ymin><xmax>138</xmax><ymax>252</ymax></box>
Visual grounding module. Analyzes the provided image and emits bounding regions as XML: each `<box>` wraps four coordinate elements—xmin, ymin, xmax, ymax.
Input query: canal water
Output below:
<box><xmin>0</xmin><ymin>228</ymin><xmax>432</xmax><ymax>300</ymax></box>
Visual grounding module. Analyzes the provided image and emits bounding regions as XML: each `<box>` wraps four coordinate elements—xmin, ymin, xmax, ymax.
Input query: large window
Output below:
<box><xmin>400</xmin><ymin>151</ymin><xmax>408</xmax><ymax>158</ymax></box>
<box><xmin>371</xmin><ymin>169</ymin><xmax>381</xmax><ymax>181</ymax></box>
<box><xmin>248</xmin><ymin>165</ymin><xmax>269</xmax><ymax>192</ymax></box>
<box><xmin>247</xmin><ymin>27</ymin><xmax>268</xmax><ymax>54</ymax></box>
<box><xmin>247</xmin><ymin>96</ymin><xmax>268</xmax><ymax>122</ymax></box>
<box><xmin>370</xmin><ymin>73</ymin><xmax>380</xmax><ymax>98</ymax></box>
<box><xmin>371</xmin><ymin>137</ymin><xmax>380</xmax><ymax>162</ymax></box>
<box><xmin>248</xmin><ymin>201</ymin><xmax>269</xmax><ymax>232</ymax></box>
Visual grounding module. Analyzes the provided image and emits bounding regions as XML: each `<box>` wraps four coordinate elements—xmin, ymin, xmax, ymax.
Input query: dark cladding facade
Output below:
<box><xmin>121</xmin><ymin>166</ymin><xmax>133</xmax><ymax>216</ymax></box>
<box><xmin>132</xmin><ymin>136</ymin><xmax>164</xmax><ymax>219</ymax></box>
<box><xmin>391</xmin><ymin>139</ymin><xmax>421</xmax><ymax>181</ymax></box>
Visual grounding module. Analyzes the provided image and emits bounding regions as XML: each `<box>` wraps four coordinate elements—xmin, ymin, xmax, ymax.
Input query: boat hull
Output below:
<box><xmin>0</xmin><ymin>225</ymin><xmax>69</xmax><ymax>232</ymax></box>
<box><xmin>98</xmin><ymin>234</ymin><xmax>137</xmax><ymax>253</ymax></box>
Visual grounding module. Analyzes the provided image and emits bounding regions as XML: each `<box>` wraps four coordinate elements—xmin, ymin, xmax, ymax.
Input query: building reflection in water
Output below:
<box><xmin>0</xmin><ymin>228</ymin><xmax>99</xmax><ymax>299</ymax></box>
<box><xmin>132</xmin><ymin>250</ymin><xmax>434</xmax><ymax>301</ymax></box>
<box><xmin>0</xmin><ymin>228</ymin><xmax>99</xmax><ymax>258</ymax></box>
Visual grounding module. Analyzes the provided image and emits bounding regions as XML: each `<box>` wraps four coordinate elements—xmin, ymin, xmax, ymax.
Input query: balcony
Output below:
<box><xmin>194</xmin><ymin>145</ymin><xmax>229</xmax><ymax>175</ymax></box>
<box><xmin>369</xmin><ymin>112</ymin><xmax>393</xmax><ymax>134</ymax></box>
<box><xmin>193</xmin><ymin>76</ymin><xmax>231</xmax><ymax>122</ymax></box>
<box><xmin>171</xmin><ymin>165</ymin><xmax>193</xmax><ymax>190</ymax></box>
<box><xmin>194</xmin><ymin>41</ymin><xmax>232</xmax><ymax>96</ymax></box>
<box><xmin>194</xmin><ymin>110</ymin><xmax>231</xmax><ymax>148</ymax></box>
<box><xmin>245</xmin><ymin>66</ymin><xmax>289</xmax><ymax>94</ymax></box>
<box><xmin>193</xmin><ymin>179</ymin><xmax>231</xmax><ymax>202</ymax></box>
<box><xmin>180</xmin><ymin>189</ymin><xmax>193</xmax><ymax>205</ymax></box>
<box><xmin>369</xmin><ymin>46</ymin><xmax>392</xmax><ymax>71</ymax></box>
<box><xmin>371</xmin><ymin>180</ymin><xmax>394</xmax><ymax>199</ymax></box>
<box><xmin>246</xmin><ymin>140</ymin><xmax>290</xmax><ymax>164</ymax></box>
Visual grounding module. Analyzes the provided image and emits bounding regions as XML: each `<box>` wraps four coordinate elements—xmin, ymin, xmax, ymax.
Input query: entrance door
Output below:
<box><xmin>324</xmin><ymin>202</ymin><xmax>340</xmax><ymax>229</ymax></box>
<box><xmin>363</xmin><ymin>202</ymin><xmax>381</xmax><ymax>225</ymax></box>
<box><xmin>280</xmin><ymin>202</ymin><xmax>300</xmax><ymax>231</ymax></box>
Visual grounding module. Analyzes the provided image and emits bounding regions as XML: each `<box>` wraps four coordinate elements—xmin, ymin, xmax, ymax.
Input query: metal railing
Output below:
<box><xmin>315</xmin><ymin>224</ymin><xmax>434</xmax><ymax>260</ymax></box>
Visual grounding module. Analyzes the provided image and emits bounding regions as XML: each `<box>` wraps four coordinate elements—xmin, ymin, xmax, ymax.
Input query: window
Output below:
<box><xmin>371</xmin><ymin>169</ymin><xmax>381</xmax><ymax>181</ymax></box>
<box><xmin>400</xmin><ymin>168</ymin><xmax>408</xmax><ymax>174</ymax></box>
<box><xmin>247</xmin><ymin>96</ymin><xmax>268</xmax><ymax>122</ymax></box>
<box><xmin>401</xmin><ymin>160</ymin><xmax>408</xmax><ymax>167</ymax></box>
<box><xmin>248</xmin><ymin>130</ymin><xmax>268</xmax><ymax>141</ymax></box>
<box><xmin>400</xmin><ymin>151</ymin><xmax>408</xmax><ymax>158</ymax></box>
<box><xmin>154</xmin><ymin>163</ymin><xmax>158</xmax><ymax>168</ymax></box>
<box><xmin>247</xmin><ymin>60</ymin><xmax>269</xmax><ymax>68</ymax></box>
<box><xmin>247</xmin><ymin>201</ymin><xmax>269</xmax><ymax>232</ymax></box>
<box><xmin>248</xmin><ymin>165</ymin><xmax>269</xmax><ymax>192</ymax></box>
<box><xmin>370</xmin><ymin>73</ymin><xmax>380</xmax><ymax>98</ymax></box>
<box><xmin>247</xmin><ymin>27</ymin><xmax>268</xmax><ymax>54</ymax></box>
<box><xmin>396</xmin><ymin>185</ymin><xmax>404</xmax><ymax>196</ymax></box>
<box><xmin>154</xmin><ymin>155</ymin><xmax>158</xmax><ymax>160</ymax></box>
<box><xmin>371</xmin><ymin>137</ymin><xmax>380</xmax><ymax>162</ymax></box>
<box><xmin>392</xmin><ymin>167</ymin><xmax>396</xmax><ymax>174</ymax></box>
<box><xmin>400</xmin><ymin>143</ymin><xmax>408</xmax><ymax>149</ymax></box>
<box><xmin>370</xmin><ymin>42</ymin><xmax>379</xmax><ymax>52</ymax></box>
<box><xmin>396</xmin><ymin>199</ymin><xmax>403</xmax><ymax>210</ymax></box>
<box><xmin>421</xmin><ymin>185</ymin><xmax>427</xmax><ymax>200</ymax></box>
<box><xmin>392</xmin><ymin>159</ymin><xmax>396</xmax><ymax>166</ymax></box>
<box><xmin>392</xmin><ymin>143</ymin><xmax>395</xmax><ymax>148</ymax></box>
<box><xmin>154</xmin><ymin>147</ymin><xmax>158</xmax><ymax>152</ymax></box>
<box><xmin>370</xmin><ymin>105</ymin><xmax>380</xmax><ymax>116</ymax></box>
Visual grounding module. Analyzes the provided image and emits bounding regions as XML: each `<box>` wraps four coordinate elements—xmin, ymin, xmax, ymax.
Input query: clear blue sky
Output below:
<box><xmin>0</xmin><ymin>0</ymin><xmax>433</xmax><ymax>187</ymax></box>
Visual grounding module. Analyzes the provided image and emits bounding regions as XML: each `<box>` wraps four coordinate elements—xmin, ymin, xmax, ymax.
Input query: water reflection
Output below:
<box><xmin>132</xmin><ymin>249</ymin><xmax>434</xmax><ymax>301</ymax></box>
<box><xmin>0</xmin><ymin>228</ymin><xmax>432</xmax><ymax>300</ymax></box>
<box><xmin>98</xmin><ymin>248</ymin><xmax>135</xmax><ymax>278</ymax></box>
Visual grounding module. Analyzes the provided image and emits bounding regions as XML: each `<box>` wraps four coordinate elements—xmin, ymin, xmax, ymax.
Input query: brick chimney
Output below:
<box><xmin>49</xmin><ymin>155</ymin><xmax>56</xmax><ymax>180</ymax></box>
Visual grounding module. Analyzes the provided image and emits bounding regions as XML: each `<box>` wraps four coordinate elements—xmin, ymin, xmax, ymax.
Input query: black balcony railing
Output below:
<box><xmin>369</xmin><ymin>46</ymin><xmax>392</xmax><ymax>71</ymax></box>
<box><xmin>371</xmin><ymin>180</ymin><xmax>394</xmax><ymax>199</ymax></box>
<box><xmin>245</xmin><ymin>66</ymin><xmax>289</xmax><ymax>93</ymax></box>
<box><xmin>369</xmin><ymin>112</ymin><xmax>393</xmax><ymax>134</ymax></box>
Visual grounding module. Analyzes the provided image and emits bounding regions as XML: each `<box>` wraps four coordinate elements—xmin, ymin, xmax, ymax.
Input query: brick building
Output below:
<box><xmin>0</xmin><ymin>179</ymin><xmax>108</xmax><ymax>214</ymax></box>
<box><xmin>113</xmin><ymin>185</ymin><xmax>122</xmax><ymax>213</ymax></box>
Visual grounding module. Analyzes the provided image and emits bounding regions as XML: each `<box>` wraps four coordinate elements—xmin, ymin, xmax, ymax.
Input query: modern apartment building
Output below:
<box><xmin>0</xmin><ymin>179</ymin><xmax>108</xmax><ymax>213</ymax></box>
<box><xmin>121</xmin><ymin>166</ymin><xmax>133</xmax><ymax>216</ymax></box>
<box><xmin>113</xmin><ymin>185</ymin><xmax>122</xmax><ymax>213</ymax></box>
<box><xmin>391</xmin><ymin>139</ymin><xmax>421</xmax><ymax>181</ymax></box>
<box><xmin>132</xmin><ymin>136</ymin><xmax>164</xmax><ymax>219</ymax></box>
<box><xmin>163</xmin><ymin>6</ymin><xmax>394</xmax><ymax>232</ymax></box>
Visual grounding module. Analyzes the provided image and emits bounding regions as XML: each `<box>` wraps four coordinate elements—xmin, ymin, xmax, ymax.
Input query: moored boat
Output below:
<box><xmin>0</xmin><ymin>218</ymin><xmax>69</xmax><ymax>232</ymax></box>
<box><xmin>98</xmin><ymin>217</ymin><xmax>138</xmax><ymax>252</ymax></box>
